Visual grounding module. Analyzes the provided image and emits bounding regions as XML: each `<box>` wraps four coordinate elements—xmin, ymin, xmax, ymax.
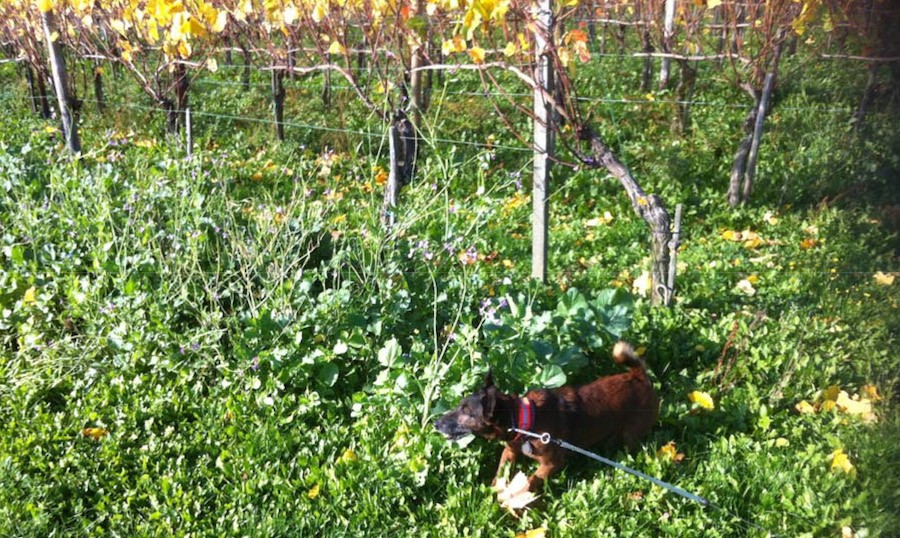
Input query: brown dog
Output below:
<box><xmin>434</xmin><ymin>341</ymin><xmax>658</xmax><ymax>491</ymax></box>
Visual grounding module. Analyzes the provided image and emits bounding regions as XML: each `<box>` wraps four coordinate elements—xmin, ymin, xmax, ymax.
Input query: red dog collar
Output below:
<box><xmin>511</xmin><ymin>397</ymin><xmax>535</xmax><ymax>443</ymax></box>
<box><xmin>517</xmin><ymin>397</ymin><xmax>535</xmax><ymax>431</ymax></box>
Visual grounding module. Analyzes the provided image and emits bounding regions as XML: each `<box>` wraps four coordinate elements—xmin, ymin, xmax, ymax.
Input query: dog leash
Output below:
<box><xmin>508</xmin><ymin>427</ymin><xmax>780</xmax><ymax>537</ymax></box>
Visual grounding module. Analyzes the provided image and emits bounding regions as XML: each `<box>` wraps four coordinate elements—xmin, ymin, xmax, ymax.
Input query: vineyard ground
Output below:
<box><xmin>0</xmin><ymin>54</ymin><xmax>898</xmax><ymax>537</ymax></box>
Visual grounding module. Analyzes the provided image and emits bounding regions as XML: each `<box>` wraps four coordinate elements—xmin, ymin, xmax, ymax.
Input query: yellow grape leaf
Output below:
<box><xmin>873</xmin><ymin>271</ymin><xmax>895</xmax><ymax>285</ymax></box>
<box><xmin>562</xmin><ymin>0</ymin><xmax>578</xmax><ymax>6</ymax></box>
<box><xmin>707</xmin><ymin>0</ymin><xmax>722</xmax><ymax>8</ymax></box>
<box><xmin>799</xmin><ymin>238</ymin><xmax>818</xmax><ymax>250</ymax></box>
<box><xmin>502</xmin><ymin>259</ymin><xmax>514</xmax><ymax>269</ymax></box>
<box><xmin>830</xmin><ymin>449</ymin><xmax>855</xmax><ymax>475</ymax></box>
<box><xmin>469</xmin><ymin>46</ymin><xmax>486</xmax><ymax>64</ymax></box>
<box><xmin>795</xmin><ymin>400</ymin><xmax>815</xmax><ymax>414</ymax></box>
<box><xmin>328</xmin><ymin>40</ymin><xmax>346</xmax><ymax>55</ymax></box>
<box><xmin>37</xmin><ymin>0</ymin><xmax>53</xmax><ymax>13</ymax></box>
<box><xmin>177</xmin><ymin>40</ymin><xmax>192</xmax><ymax>58</ymax></box>
<box><xmin>206</xmin><ymin>58</ymin><xmax>218</xmax><ymax>72</ymax></box>
<box><xmin>502</xmin><ymin>41</ymin><xmax>517</xmax><ymax>57</ymax></box>
<box><xmin>283</xmin><ymin>5</ymin><xmax>298</xmax><ymax>25</ymax></box>
<box><xmin>212</xmin><ymin>10</ymin><xmax>228</xmax><ymax>32</ymax></box>
<box><xmin>147</xmin><ymin>20</ymin><xmax>160</xmax><ymax>43</ymax></box>
<box><xmin>312</xmin><ymin>2</ymin><xmax>327</xmax><ymax>23</ymax></box>
<box><xmin>82</xmin><ymin>427</ymin><xmax>109</xmax><ymax>440</ymax></box>
<box><xmin>775</xmin><ymin>437</ymin><xmax>790</xmax><ymax>447</ymax></box>
<box><xmin>307</xmin><ymin>483</ymin><xmax>320</xmax><ymax>499</ymax></box>
<box><xmin>688</xmin><ymin>391</ymin><xmax>715</xmax><ymax>411</ymax></box>
<box><xmin>23</xmin><ymin>286</ymin><xmax>37</xmax><ymax>304</ymax></box>
<box><xmin>516</xmin><ymin>528</ymin><xmax>546</xmax><ymax>538</ymax></box>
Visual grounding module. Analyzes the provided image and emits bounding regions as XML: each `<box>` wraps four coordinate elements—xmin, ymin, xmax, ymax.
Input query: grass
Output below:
<box><xmin>0</xmin><ymin>49</ymin><xmax>898</xmax><ymax>538</ymax></box>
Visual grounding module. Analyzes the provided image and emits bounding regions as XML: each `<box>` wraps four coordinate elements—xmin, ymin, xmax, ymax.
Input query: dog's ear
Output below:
<box><xmin>482</xmin><ymin>385</ymin><xmax>498</xmax><ymax>418</ymax></box>
<box><xmin>484</xmin><ymin>370</ymin><xmax>494</xmax><ymax>388</ymax></box>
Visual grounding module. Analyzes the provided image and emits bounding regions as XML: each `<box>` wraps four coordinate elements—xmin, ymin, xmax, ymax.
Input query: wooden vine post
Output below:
<box><xmin>382</xmin><ymin>124</ymin><xmax>402</xmax><ymax>228</ymax></box>
<box><xmin>532</xmin><ymin>0</ymin><xmax>554</xmax><ymax>282</ymax></box>
<box><xmin>664</xmin><ymin>203</ymin><xmax>683</xmax><ymax>306</ymax></box>
<box><xmin>659</xmin><ymin>0</ymin><xmax>677</xmax><ymax>90</ymax></box>
<box><xmin>272</xmin><ymin>66</ymin><xmax>286</xmax><ymax>141</ymax></box>
<box><xmin>40</xmin><ymin>6</ymin><xmax>81</xmax><ymax>153</ymax></box>
<box><xmin>185</xmin><ymin>107</ymin><xmax>193</xmax><ymax>159</ymax></box>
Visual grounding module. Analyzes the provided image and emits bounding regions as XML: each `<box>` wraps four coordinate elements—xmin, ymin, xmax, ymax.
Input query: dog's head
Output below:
<box><xmin>434</xmin><ymin>372</ymin><xmax>504</xmax><ymax>441</ymax></box>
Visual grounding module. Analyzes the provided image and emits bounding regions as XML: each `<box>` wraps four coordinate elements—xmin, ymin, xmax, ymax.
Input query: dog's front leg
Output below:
<box><xmin>527</xmin><ymin>449</ymin><xmax>563</xmax><ymax>491</ymax></box>
<box><xmin>492</xmin><ymin>444</ymin><xmax>518</xmax><ymax>485</ymax></box>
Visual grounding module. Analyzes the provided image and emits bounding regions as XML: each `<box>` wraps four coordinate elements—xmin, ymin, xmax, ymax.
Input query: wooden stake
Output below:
<box><xmin>41</xmin><ymin>8</ymin><xmax>81</xmax><ymax>153</ymax></box>
<box><xmin>532</xmin><ymin>0</ymin><xmax>554</xmax><ymax>282</ymax></box>
<box><xmin>665</xmin><ymin>203</ymin><xmax>683</xmax><ymax>306</ymax></box>
<box><xmin>382</xmin><ymin>124</ymin><xmax>401</xmax><ymax>228</ymax></box>
<box><xmin>272</xmin><ymin>68</ymin><xmax>285</xmax><ymax>141</ymax></box>
<box><xmin>659</xmin><ymin>0</ymin><xmax>676</xmax><ymax>90</ymax></box>
<box><xmin>185</xmin><ymin>107</ymin><xmax>193</xmax><ymax>160</ymax></box>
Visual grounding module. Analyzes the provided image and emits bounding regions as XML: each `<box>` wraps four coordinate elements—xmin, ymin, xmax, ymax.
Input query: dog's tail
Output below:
<box><xmin>612</xmin><ymin>341</ymin><xmax>646</xmax><ymax>371</ymax></box>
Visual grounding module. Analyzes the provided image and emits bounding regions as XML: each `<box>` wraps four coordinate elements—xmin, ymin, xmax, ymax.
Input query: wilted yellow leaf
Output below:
<box><xmin>657</xmin><ymin>441</ymin><xmax>685</xmax><ymax>462</ymax></box>
<box><xmin>688</xmin><ymin>390</ymin><xmax>715</xmax><ymax>411</ymax></box>
<box><xmin>795</xmin><ymin>400</ymin><xmax>815</xmax><ymax>414</ymax></box>
<box><xmin>822</xmin><ymin>385</ymin><xmax>841</xmax><ymax>401</ymax></box>
<box><xmin>328</xmin><ymin>40</ymin><xmax>346</xmax><ymax>55</ymax></box>
<box><xmin>861</xmin><ymin>385</ymin><xmax>880</xmax><ymax>401</ymax></box>
<box><xmin>469</xmin><ymin>46</ymin><xmax>486</xmax><ymax>64</ymax></box>
<box><xmin>307</xmin><ymin>483</ymin><xmax>320</xmax><ymax>499</ymax></box>
<box><xmin>736</xmin><ymin>278</ymin><xmax>756</xmax><ymax>296</ymax></box>
<box><xmin>503</xmin><ymin>41</ymin><xmax>517</xmax><ymax>57</ymax></box>
<box><xmin>23</xmin><ymin>286</ymin><xmax>37</xmax><ymax>305</ymax></box>
<box><xmin>338</xmin><ymin>448</ymin><xmax>358</xmax><ymax>464</ymax></box>
<box><xmin>206</xmin><ymin>58</ymin><xmax>218</xmax><ymax>72</ymax></box>
<box><xmin>82</xmin><ymin>427</ymin><xmax>109</xmax><ymax>440</ymax></box>
<box><xmin>516</xmin><ymin>528</ymin><xmax>546</xmax><ymax>538</ymax></box>
<box><xmin>874</xmin><ymin>271</ymin><xmax>895</xmax><ymax>286</ymax></box>
<box><xmin>632</xmin><ymin>271</ymin><xmax>651</xmax><ymax>298</ymax></box>
<box><xmin>496</xmin><ymin>471</ymin><xmax>537</xmax><ymax>510</ymax></box>
<box><xmin>37</xmin><ymin>0</ymin><xmax>53</xmax><ymax>13</ymax></box>
<box><xmin>311</xmin><ymin>2</ymin><xmax>327</xmax><ymax>23</ymax></box>
<box><xmin>830</xmin><ymin>448</ymin><xmax>855</xmax><ymax>475</ymax></box>
<box><xmin>800</xmin><ymin>238</ymin><xmax>818</xmax><ymax>250</ymax></box>
<box><xmin>283</xmin><ymin>5</ymin><xmax>298</xmax><ymax>24</ymax></box>
<box><xmin>212</xmin><ymin>10</ymin><xmax>228</xmax><ymax>32</ymax></box>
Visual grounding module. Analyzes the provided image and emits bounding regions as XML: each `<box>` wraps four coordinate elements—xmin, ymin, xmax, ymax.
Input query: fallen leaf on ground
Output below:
<box><xmin>495</xmin><ymin>471</ymin><xmax>538</xmax><ymax>511</ymax></box>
